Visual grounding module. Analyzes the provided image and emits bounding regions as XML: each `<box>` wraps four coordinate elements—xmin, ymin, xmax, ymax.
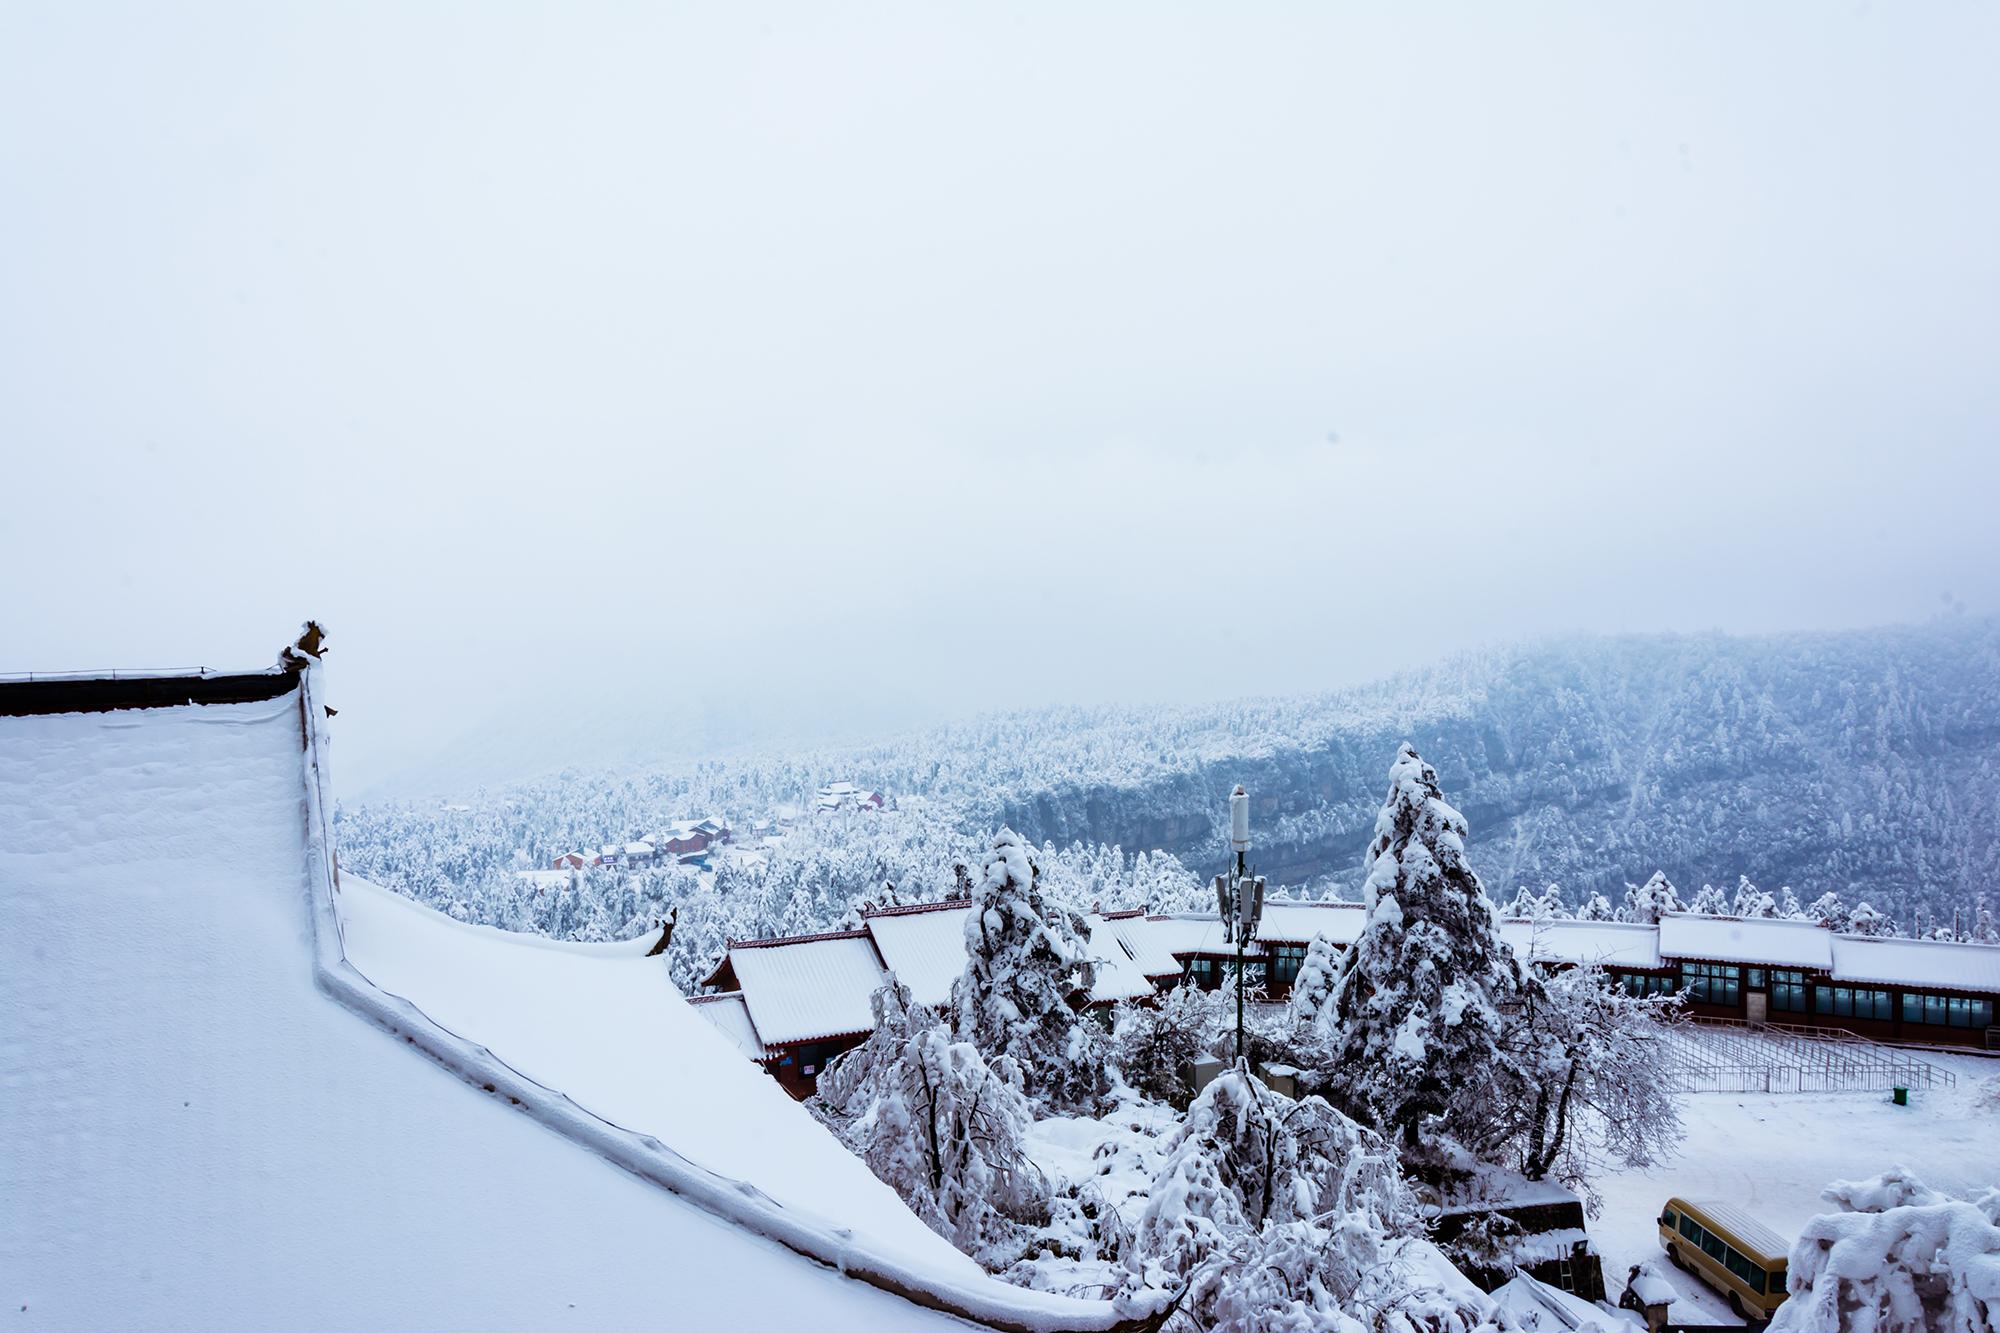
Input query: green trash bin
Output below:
<box><xmin>1892</xmin><ymin>1085</ymin><xmax>1909</xmax><ymax>1106</ymax></box>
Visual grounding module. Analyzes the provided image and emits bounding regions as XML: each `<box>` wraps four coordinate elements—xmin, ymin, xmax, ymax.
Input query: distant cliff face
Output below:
<box><xmin>976</xmin><ymin>621</ymin><xmax>2000</xmax><ymax>926</ymax></box>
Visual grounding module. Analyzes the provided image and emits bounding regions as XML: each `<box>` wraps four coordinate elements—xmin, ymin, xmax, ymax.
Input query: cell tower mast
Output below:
<box><xmin>1215</xmin><ymin>784</ymin><xmax>1265</xmax><ymax>1065</ymax></box>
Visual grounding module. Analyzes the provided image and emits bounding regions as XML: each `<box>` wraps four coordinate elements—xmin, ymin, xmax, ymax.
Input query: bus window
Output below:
<box><xmin>1660</xmin><ymin>1209</ymin><xmax>1678</xmax><ymax>1229</ymax></box>
<box><xmin>1702</xmin><ymin>1233</ymin><xmax>1726</xmax><ymax>1262</ymax></box>
<box><xmin>1766</xmin><ymin>1267</ymin><xmax>1787</xmax><ymax>1294</ymax></box>
<box><xmin>1680</xmin><ymin>1215</ymin><xmax>1702</xmax><ymax>1243</ymax></box>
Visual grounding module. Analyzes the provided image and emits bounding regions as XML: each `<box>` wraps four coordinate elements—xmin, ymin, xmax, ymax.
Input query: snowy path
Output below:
<box><xmin>1591</xmin><ymin>1063</ymin><xmax>2000</xmax><ymax>1321</ymax></box>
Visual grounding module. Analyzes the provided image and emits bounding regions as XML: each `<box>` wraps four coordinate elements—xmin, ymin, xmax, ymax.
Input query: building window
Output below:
<box><xmin>1185</xmin><ymin>957</ymin><xmax>1218</xmax><ymax>990</ymax></box>
<box><xmin>1621</xmin><ymin>972</ymin><xmax>1677</xmax><ymax>998</ymax></box>
<box><xmin>1770</xmin><ymin>969</ymin><xmax>1808</xmax><ymax>1013</ymax></box>
<box><xmin>1681</xmin><ymin>962</ymin><xmax>1741</xmax><ymax>1006</ymax></box>
<box><xmin>1902</xmin><ymin>992</ymin><xmax>1995</xmax><ymax>1028</ymax></box>
<box><xmin>1746</xmin><ymin>968</ymin><xmax>1767</xmax><ymax>991</ymax></box>
<box><xmin>1816</xmin><ymin>986</ymin><xmax>1894</xmax><ymax>1021</ymax></box>
<box><xmin>1268</xmin><ymin>944</ymin><xmax>1307</xmax><ymax>990</ymax></box>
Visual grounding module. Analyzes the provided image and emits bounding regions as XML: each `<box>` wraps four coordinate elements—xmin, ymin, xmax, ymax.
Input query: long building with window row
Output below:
<box><xmin>695</xmin><ymin>905</ymin><xmax>2000</xmax><ymax>1095</ymax></box>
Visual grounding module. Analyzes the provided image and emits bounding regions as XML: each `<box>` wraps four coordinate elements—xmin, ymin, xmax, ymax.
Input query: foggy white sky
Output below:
<box><xmin>4</xmin><ymin>3</ymin><xmax>1997</xmax><ymax>792</ymax></box>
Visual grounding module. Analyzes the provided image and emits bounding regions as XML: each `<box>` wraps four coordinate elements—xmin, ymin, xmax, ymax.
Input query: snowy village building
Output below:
<box><xmin>699</xmin><ymin>902</ymin><xmax>2000</xmax><ymax>1093</ymax></box>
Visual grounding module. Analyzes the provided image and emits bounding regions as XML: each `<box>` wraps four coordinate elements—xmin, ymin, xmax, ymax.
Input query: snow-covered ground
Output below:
<box><xmin>1020</xmin><ymin>1058</ymin><xmax>2000</xmax><ymax>1324</ymax></box>
<box><xmin>0</xmin><ymin>696</ymin><xmax>981</xmax><ymax>1329</ymax></box>
<box><xmin>1593</xmin><ymin>1056</ymin><xmax>2000</xmax><ymax>1321</ymax></box>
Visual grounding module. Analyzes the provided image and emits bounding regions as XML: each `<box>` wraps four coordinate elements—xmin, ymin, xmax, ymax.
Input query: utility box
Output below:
<box><xmin>1257</xmin><ymin>1063</ymin><xmax>1299</xmax><ymax>1099</ymax></box>
<box><xmin>1192</xmin><ymin>1058</ymin><xmax>1226</xmax><ymax>1096</ymax></box>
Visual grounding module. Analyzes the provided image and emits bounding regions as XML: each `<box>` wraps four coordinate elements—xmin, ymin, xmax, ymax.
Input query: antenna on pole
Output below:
<box><xmin>1220</xmin><ymin>783</ymin><xmax>1264</xmax><ymax>1067</ymax></box>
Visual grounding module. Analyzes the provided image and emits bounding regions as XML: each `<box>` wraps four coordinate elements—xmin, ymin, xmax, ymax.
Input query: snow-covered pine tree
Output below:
<box><xmin>1807</xmin><ymin>890</ymin><xmax>1848</xmax><ymax>929</ymax></box>
<box><xmin>952</xmin><ymin>827</ymin><xmax>1107</xmax><ymax>1111</ymax></box>
<box><xmin>1326</xmin><ymin>744</ymin><xmax>1533</xmax><ymax>1155</ymax></box>
<box><xmin>1846</xmin><ymin>901</ymin><xmax>1895</xmax><ymax>937</ymax></box>
<box><xmin>1975</xmin><ymin>895</ymin><xmax>1998</xmax><ymax>945</ymax></box>
<box><xmin>1688</xmin><ymin>883</ymin><xmax>1730</xmax><ymax>915</ymax></box>
<box><xmin>1287</xmin><ymin>933</ymin><xmax>1340</xmax><ymax>1031</ymax></box>
<box><xmin>1777</xmin><ymin>885</ymin><xmax>1805</xmax><ymax>919</ymax></box>
<box><xmin>816</xmin><ymin>975</ymin><xmax>1047</xmax><ymax>1254</ymax></box>
<box><xmin>1731</xmin><ymin>876</ymin><xmax>1777</xmax><ymax>918</ymax></box>
<box><xmin>1503</xmin><ymin>886</ymin><xmax>1539</xmax><ymax>918</ymax></box>
<box><xmin>1133</xmin><ymin>849</ymin><xmax>1210</xmax><ymax>914</ymax></box>
<box><xmin>1578</xmin><ymin>891</ymin><xmax>1617</xmax><ymax>922</ymax></box>
<box><xmin>1533</xmin><ymin>882</ymin><xmax>1570</xmax><ymax>919</ymax></box>
<box><xmin>1625</xmin><ymin>871</ymin><xmax>1682</xmax><ymax>925</ymax></box>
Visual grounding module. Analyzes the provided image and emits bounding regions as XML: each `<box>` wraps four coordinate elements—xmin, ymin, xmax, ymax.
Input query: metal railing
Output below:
<box><xmin>1663</xmin><ymin>1017</ymin><xmax>1957</xmax><ymax>1094</ymax></box>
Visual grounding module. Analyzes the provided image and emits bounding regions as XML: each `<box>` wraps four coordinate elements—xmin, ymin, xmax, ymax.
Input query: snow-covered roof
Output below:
<box><xmin>1142</xmin><ymin>913</ymin><xmax>1256</xmax><ymax>957</ymax></box>
<box><xmin>624</xmin><ymin>841</ymin><xmax>653</xmax><ymax>856</ymax></box>
<box><xmin>1672</xmin><ymin>1199</ymin><xmax>1790</xmax><ymax>1260</ymax></box>
<box><xmin>1829</xmin><ymin>935</ymin><xmax>2000</xmax><ymax>994</ymax></box>
<box><xmin>0</xmin><ymin>684</ymin><xmax>977</xmax><ymax>1330</ymax></box>
<box><xmin>1490</xmin><ymin>1274</ymin><xmax>1624</xmax><ymax>1333</ymax></box>
<box><xmin>863</xmin><ymin>903</ymin><xmax>974</xmax><ymax>1009</ymax></box>
<box><xmin>688</xmin><ymin>991</ymin><xmax>769</xmax><ymax>1061</ymax></box>
<box><xmin>727</xmin><ymin>933</ymin><xmax>886</xmax><ymax>1046</ymax></box>
<box><xmin>1501</xmin><ymin>919</ymin><xmax>1665</xmax><ymax>971</ymax></box>
<box><xmin>1256</xmin><ymin>900</ymin><xmax>1368</xmax><ymax>946</ymax></box>
<box><xmin>1088</xmin><ymin>913</ymin><xmax>1186</xmax><ymax>977</ymax></box>
<box><xmin>1658</xmin><ymin>914</ymin><xmax>1834</xmax><ymax>970</ymax></box>
<box><xmin>1088</xmin><ymin>952</ymin><xmax>1160</xmax><ymax>1004</ymax></box>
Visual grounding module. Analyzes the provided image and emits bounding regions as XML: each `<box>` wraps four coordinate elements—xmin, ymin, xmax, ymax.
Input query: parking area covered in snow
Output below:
<box><xmin>1591</xmin><ymin>1059</ymin><xmax>2000</xmax><ymax>1321</ymax></box>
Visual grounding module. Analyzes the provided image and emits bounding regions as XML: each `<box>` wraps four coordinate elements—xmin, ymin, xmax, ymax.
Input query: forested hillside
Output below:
<box><xmin>338</xmin><ymin>619</ymin><xmax>2000</xmax><ymax>956</ymax></box>
<box><xmin>940</xmin><ymin>618</ymin><xmax>2000</xmax><ymax>930</ymax></box>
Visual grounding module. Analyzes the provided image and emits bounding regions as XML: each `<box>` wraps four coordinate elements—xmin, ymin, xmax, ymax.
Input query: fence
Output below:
<box><xmin>1663</xmin><ymin>1017</ymin><xmax>1957</xmax><ymax>1094</ymax></box>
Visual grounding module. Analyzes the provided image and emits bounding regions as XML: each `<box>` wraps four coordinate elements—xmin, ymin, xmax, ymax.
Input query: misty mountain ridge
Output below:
<box><xmin>346</xmin><ymin>618</ymin><xmax>2000</xmax><ymax>932</ymax></box>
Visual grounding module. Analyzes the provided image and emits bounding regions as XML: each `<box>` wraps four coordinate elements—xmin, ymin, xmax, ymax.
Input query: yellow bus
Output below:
<box><xmin>1658</xmin><ymin>1197</ymin><xmax>1792</xmax><ymax>1320</ymax></box>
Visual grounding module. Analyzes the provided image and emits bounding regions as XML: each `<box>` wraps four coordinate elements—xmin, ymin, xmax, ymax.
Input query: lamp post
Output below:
<box><xmin>1215</xmin><ymin>784</ymin><xmax>1265</xmax><ymax>1066</ymax></box>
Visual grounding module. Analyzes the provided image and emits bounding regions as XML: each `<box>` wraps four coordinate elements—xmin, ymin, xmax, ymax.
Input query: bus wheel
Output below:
<box><xmin>1665</xmin><ymin>1244</ymin><xmax>1683</xmax><ymax>1269</ymax></box>
<box><xmin>1728</xmin><ymin>1291</ymin><xmax>1745</xmax><ymax>1317</ymax></box>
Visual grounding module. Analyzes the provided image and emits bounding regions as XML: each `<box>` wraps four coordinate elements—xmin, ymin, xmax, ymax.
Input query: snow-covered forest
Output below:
<box><xmin>336</xmin><ymin>618</ymin><xmax>2000</xmax><ymax>970</ymax></box>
